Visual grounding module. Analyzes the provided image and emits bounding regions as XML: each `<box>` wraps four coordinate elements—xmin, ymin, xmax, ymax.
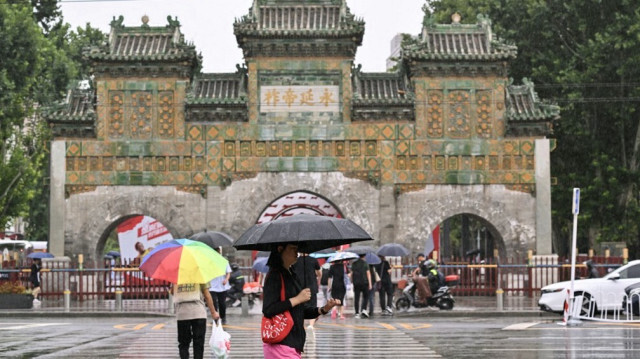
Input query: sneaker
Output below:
<box><xmin>32</xmin><ymin>298</ymin><xmax>41</xmax><ymax>304</ymax></box>
<box><xmin>354</xmin><ymin>313</ymin><xmax>361</xmax><ymax>319</ymax></box>
<box><xmin>232</xmin><ymin>299</ymin><xmax>241</xmax><ymax>307</ymax></box>
<box><xmin>386</xmin><ymin>306</ymin><xmax>393</xmax><ymax>314</ymax></box>
<box><xmin>361</xmin><ymin>309</ymin><xmax>369</xmax><ymax>318</ymax></box>
<box><xmin>221</xmin><ymin>318</ymin><xmax>227</xmax><ymax>325</ymax></box>
<box><xmin>306</xmin><ymin>325</ymin><xmax>315</xmax><ymax>340</ymax></box>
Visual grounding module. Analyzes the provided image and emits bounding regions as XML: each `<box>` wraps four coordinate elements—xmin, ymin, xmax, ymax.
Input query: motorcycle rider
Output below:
<box><xmin>226</xmin><ymin>263</ymin><xmax>245</xmax><ymax>307</ymax></box>
<box><xmin>411</xmin><ymin>254</ymin><xmax>431</xmax><ymax>305</ymax></box>
<box><xmin>425</xmin><ymin>259</ymin><xmax>445</xmax><ymax>295</ymax></box>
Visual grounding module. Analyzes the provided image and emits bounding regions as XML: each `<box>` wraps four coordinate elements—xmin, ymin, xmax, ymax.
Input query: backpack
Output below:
<box><xmin>351</xmin><ymin>260</ymin><xmax>368</xmax><ymax>286</ymax></box>
<box><xmin>320</xmin><ymin>268</ymin><xmax>330</xmax><ymax>286</ymax></box>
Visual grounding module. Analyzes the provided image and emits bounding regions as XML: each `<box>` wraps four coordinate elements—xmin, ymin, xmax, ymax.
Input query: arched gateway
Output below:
<box><xmin>45</xmin><ymin>2</ymin><xmax>559</xmax><ymax>261</ymax></box>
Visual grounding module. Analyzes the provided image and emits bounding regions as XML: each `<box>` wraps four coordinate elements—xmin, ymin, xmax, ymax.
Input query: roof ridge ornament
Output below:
<box><xmin>451</xmin><ymin>12</ymin><xmax>461</xmax><ymax>24</ymax></box>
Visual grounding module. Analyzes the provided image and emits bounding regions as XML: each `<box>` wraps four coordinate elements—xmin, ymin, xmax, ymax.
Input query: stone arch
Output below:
<box><xmin>75</xmin><ymin>192</ymin><xmax>195</xmax><ymax>261</ymax></box>
<box><xmin>407</xmin><ymin>190</ymin><xmax>529</xmax><ymax>257</ymax></box>
<box><xmin>228</xmin><ymin>173</ymin><xmax>376</xmax><ymax>240</ymax></box>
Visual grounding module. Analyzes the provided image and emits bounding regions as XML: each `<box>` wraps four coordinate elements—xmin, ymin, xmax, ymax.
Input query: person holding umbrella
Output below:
<box><xmin>263</xmin><ymin>243</ymin><xmax>340</xmax><ymax>358</ymax></box>
<box><xmin>30</xmin><ymin>258</ymin><xmax>42</xmax><ymax>304</ymax></box>
<box><xmin>139</xmin><ymin>239</ymin><xmax>226</xmax><ymax>359</ymax></box>
<box><xmin>327</xmin><ymin>258</ymin><xmax>350</xmax><ymax>319</ymax></box>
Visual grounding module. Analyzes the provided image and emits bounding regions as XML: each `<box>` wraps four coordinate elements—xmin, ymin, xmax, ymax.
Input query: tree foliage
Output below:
<box><xmin>427</xmin><ymin>0</ymin><xmax>640</xmax><ymax>256</ymax></box>
<box><xmin>0</xmin><ymin>1</ymin><xmax>105</xmax><ymax>240</ymax></box>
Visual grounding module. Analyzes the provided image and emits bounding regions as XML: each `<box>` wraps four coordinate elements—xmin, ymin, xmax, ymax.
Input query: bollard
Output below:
<box><xmin>64</xmin><ymin>290</ymin><xmax>71</xmax><ymax>312</ymax></box>
<box><xmin>168</xmin><ymin>294</ymin><xmax>175</xmax><ymax>315</ymax></box>
<box><xmin>241</xmin><ymin>296</ymin><xmax>249</xmax><ymax>316</ymax></box>
<box><xmin>115</xmin><ymin>290</ymin><xmax>123</xmax><ymax>311</ymax></box>
<box><xmin>496</xmin><ymin>288</ymin><xmax>504</xmax><ymax>311</ymax></box>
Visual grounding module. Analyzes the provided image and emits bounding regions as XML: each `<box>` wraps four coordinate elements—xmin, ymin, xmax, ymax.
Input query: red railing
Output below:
<box><xmin>0</xmin><ymin>256</ymin><xmax>628</xmax><ymax>300</ymax></box>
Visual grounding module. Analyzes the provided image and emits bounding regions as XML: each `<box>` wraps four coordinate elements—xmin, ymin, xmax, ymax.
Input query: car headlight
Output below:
<box><xmin>541</xmin><ymin>288</ymin><xmax>564</xmax><ymax>295</ymax></box>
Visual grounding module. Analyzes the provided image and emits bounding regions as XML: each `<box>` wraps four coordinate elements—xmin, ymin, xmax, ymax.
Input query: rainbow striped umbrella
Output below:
<box><xmin>139</xmin><ymin>239</ymin><xmax>228</xmax><ymax>284</ymax></box>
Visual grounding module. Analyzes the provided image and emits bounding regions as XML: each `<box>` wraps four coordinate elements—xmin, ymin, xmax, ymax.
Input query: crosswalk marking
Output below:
<box><xmin>115</xmin><ymin>322</ymin><xmax>442</xmax><ymax>358</ymax></box>
<box><xmin>0</xmin><ymin>322</ymin><xmax>70</xmax><ymax>330</ymax></box>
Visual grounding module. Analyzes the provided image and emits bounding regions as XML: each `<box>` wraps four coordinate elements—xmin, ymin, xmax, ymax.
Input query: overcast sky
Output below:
<box><xmin>60</xmin><ymin>0</ymin><xmax>425</xmax><ymax>72</ymax></box>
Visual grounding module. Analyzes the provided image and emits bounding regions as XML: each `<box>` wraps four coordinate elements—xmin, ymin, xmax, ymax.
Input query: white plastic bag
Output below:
<box><xmin>210</xmin><ymin>319</ymin><xmax>231</xmax><ymax>359</ymax></box>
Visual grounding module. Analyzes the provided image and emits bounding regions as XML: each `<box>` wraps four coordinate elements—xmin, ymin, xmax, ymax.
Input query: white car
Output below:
<box><xmin>539</xmin><ymin>259</ymin><xmax>640</xmax><ymax>314</ymax></box>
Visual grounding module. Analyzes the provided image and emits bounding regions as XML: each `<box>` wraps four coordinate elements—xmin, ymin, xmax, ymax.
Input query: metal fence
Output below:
<box><xmin>0</xmin><ymin>255</ymin><xmax>627</xmax><ymax>301</ymax></box>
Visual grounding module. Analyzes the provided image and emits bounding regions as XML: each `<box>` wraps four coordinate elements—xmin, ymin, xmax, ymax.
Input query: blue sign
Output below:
<box><xmin>572</xmin><ymin>188</ymin><xmax>580</xmax><ymax>215</ymax></box>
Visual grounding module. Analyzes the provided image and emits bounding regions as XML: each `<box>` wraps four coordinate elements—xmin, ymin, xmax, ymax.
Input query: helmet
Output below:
<box><xmin>230</xmin><ymin>263</ymin><xmax>240</xmax><ymax>271</ymax></box>
<box><xmin>426</xmin><ymin>259</ymin><xmax>437</xmax><ymax>270</ymax></box>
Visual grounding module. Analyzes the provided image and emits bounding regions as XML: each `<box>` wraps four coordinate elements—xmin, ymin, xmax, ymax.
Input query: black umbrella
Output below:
<box><xmin>345</xmin><ymin>245</ymin><xmax>381</xmax><ymax>264</ymax></box>
<box><xmin>233</xmin><ymin>214</ymin><xmax>373</xmax><ymax>253</ymax></box>
<box><xmin>190</xmin><ymin>231</ymin><xmax>235</xmax><ymax>249</ymax></box>
<box><xmin>376</xmin><ymin>243</ymin><xmax>410</xmax><ymax>257</ymax></box>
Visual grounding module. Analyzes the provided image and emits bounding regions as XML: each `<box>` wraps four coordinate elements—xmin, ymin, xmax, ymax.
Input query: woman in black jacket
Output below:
<box><xmin>262</xmin><ymin>243</ymin><xmax>340</xmax><ymax>358</ymax></box>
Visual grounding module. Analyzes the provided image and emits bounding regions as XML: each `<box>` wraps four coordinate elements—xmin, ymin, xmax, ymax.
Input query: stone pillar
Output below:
<box><xmin>535</xmin><ymin>139</ymin><xmax>552</xmax><ymax>255</ymax></box>
<box><xmin>49</xmin><ymin>141</ymin><xmax>66</xmax><ymax>256</ymax></box>
<box><xmin>378</xmin><ymin>185</ymin><xmax>396</xmax><ymax>244</ymax></box>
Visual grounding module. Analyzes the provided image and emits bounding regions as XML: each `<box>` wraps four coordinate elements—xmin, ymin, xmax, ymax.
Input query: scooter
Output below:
<box><xmin>395</xmin><ymin>277</ymin><xmax>456</xmax><ymax>311</ymax></box>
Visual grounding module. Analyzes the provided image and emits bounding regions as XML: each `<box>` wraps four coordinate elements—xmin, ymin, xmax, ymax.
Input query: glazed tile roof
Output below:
<box><xmin>403</xmin><ymin>14</ymin><xmax>517</xmax><ymax>61</ymax></box>
<box><xmin>85</xmin><ymin>16</ymin><xmax>199</xmax><ymax>63</ymax></box>
<box><xmin>43</xmin><ymin>87</ymin><xmax>95</xmax><ymax>122</ymax></box>
<box><xmin>353</xmin><ymin>72</ymin><xmax>413</xmax><ymax>104</ymax></box>
<box><xmin>234</xmin><ymin>2</ymin><xmax>364</xmax><ymax>37</ymax></box>
<box><xmin>506</xmin><ymin>79</ymin><xmax>560</xmax><ymax>122</ymax></box>
<box><xmin>187</xmin><ymin>73</ymin><xmax>247</xmax><ymax>105</ymax></box>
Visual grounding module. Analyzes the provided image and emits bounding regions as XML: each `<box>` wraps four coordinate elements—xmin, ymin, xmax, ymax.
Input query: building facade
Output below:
<box><xmin>45</xmin><ymin>1</ymin><xmax>559</xmax><ymax>261</ymax></box>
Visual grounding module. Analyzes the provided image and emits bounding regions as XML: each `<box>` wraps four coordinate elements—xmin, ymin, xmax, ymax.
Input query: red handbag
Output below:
<box><xmin>261</xmin><ymin>274</ymin><xmax>294</xmax><ymax>344</ymax></box>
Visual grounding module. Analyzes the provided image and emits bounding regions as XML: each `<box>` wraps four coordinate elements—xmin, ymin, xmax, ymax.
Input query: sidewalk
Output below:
<box><xmin>0</xmin><ymin>294</ymin><xmax>556</xmax><ymax>319</ymax></box>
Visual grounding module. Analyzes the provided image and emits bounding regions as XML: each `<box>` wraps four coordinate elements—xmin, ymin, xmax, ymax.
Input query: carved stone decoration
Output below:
<box><xmin>158</xmin><ymin>91</ymin><xmax>175</xmax><ymax>138</ymax></box>
<box><xmin>130</xmin><ymin>91</ymin><xmax>153</xmax><ymax>139</ymax></box>
<box><xmin>427</xmin><ymin>90</ymin><xmax>443</xmax><ymax>138</ymax></box>
<box><xmin>447</xmin><ymin>90</ymin><xmax>471</xmax><ymax>138</ymax></box>
<box><xmin>109</xmin><ymin>91</ymin><xmax>125</xmax><ymax>139</ymax></box>
<box><xmin>176</xmin><ymin>185</ymin><xmax>207</xmax><ymax>198</ymax></box>
<box><xmin>65</xmin><ymin>185</ymin><xmax>97</xmax><ymax>198</ymax></box>
<box><xmin>475</xmin><ymin>90</ymin><xmax>492</xmax><ymax>138</ymax></box>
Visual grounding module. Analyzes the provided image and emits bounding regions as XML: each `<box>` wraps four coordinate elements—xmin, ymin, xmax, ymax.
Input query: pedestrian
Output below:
<box><xmin>262</xmin><ymin>243</ymin><xmax>340</xmax><ymax>358</ymax></box>
<box><xmin>292</xmin><ymin>252</ymin><xmax>322</xmax><ymax>332</ymax></box>
<box><xmin>367</xmin><ymin>263</ymin><xmax>379</xmax><ymax>316</ymax></box>
<box><xmin>349</xmin><ymin>253</ymin><xmax>371</xmax><ymax>318</ymax></box>
<box><xmin>411</xmin><ymin>254</ymin><xmax>431</xmax><ymax>304</ymax></box>
<box><xmin>172</xmin><ymin>282</ymin><xmax>219</xmax><ymax>359</ymax></box>
<box><xmin>30</xmin><ymin>258</ymin><xmax>41</xmax><ymax>304</ymax></box>
<box><xmin>584</xmin><ymin>260</ymin><xmax>599</xmax><ymax>278</ymax></box>
<box><xmin>319</xmin><ymin>262</ymin><xmax>330</xmax><ymax>305</ymax></box>
<box><xmin>376</xmin><ymin>255</ymin><xmax>394</xmax><ymax>315</ymax></box>
<box><xmin>327</xmin><ymin>261</ymin><xmax>347</xmax><ymax>319</ymax></box>
<box><xmin>209</xmin><ymin>247</ymin><xmax>232</xmax><ymax>325</ymax></box>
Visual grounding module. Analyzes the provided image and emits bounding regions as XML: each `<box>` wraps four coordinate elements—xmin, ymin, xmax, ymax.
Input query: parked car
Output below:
<box><xmin>539</xmin><ymin>259</ymin><xmax>640</xmax><ymax>315</ymax></box>
<box><xmin>621</xmin><ymin>281</ymin><xmax>640</xmax><ymax>315</ymax></box>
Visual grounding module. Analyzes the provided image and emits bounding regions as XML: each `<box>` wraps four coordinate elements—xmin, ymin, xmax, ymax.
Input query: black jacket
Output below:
<box><xmin>262</xmin><ymin>266</ymin><xmax>320</xmax><ymax>352</ymax></box>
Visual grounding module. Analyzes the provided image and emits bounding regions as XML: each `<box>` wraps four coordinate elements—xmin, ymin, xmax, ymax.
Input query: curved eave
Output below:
<box><xmin>403</xmin><ymin>52</ymin><xmax>516</xmax><ymax>61</ymax></box>
<box><xmin>86</xmin><ymin>53</ymin><xmax>199</xmax><ymax>62</ymax></box>
<box><xmin>185</xmin><ymin>98</ymin><xmax>248</xmax><ymax>106</ymax></box>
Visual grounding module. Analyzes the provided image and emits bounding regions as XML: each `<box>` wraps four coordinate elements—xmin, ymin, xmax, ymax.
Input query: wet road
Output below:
<box><xmin>2</xmin><ymin>314</ymin><xmax>640</xmax><ymax>358</ymax></box>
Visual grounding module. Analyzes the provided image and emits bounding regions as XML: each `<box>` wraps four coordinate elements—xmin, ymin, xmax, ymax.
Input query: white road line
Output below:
<box><xmin>0</xmin><ymin>323</ymin><xmax>70</xmax><ymax>330</ymax></box>
<box><xmin>484</xmin><ymin>348</ymin><xmax>640</xmax><ymax>352</ymax></box>
<box><xmin>502</xmin><ymin>322</ymin><xmax>540</xmax><ymax>330</ymax></box>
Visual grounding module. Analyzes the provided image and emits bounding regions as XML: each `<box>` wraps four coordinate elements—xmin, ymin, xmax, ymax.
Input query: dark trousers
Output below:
<box><xmin>379</xmin><ymin>281</ymin><xmax>393</xmax><ymax>309</ymax></box>
<box><xmin>177</xmin><ymin>318</ymin><xmax>206</xmax><ymax>359</ymax></box>
<box><xmin>353</xmin><ymin>284</ymin><xmax>369</xmax><ymax>313</ymax></box>
<box><xmin>210</xmin><ymin>290</ymin><xmax>227</xmax><ymax>321</ymax></box>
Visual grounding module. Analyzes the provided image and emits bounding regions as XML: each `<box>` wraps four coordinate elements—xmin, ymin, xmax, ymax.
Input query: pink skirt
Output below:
<box><xmin>262</xmin><ymin>343</ymin><xmax>302</xmax><ymax>359</ymax></box>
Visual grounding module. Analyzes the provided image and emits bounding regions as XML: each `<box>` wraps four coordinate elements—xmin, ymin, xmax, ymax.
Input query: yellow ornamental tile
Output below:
<box><xmin>521</xmin><ymin>141</ymin><xmax>533</xmax><ymax>155</ymax></box>
<box><xmin>223</xmin><ymin>159</ymin><xmax>235</xmax><ymax>171</ymax></box>
<box><xmin>208</xmin><ymin>160</ymin><xmax>219</xmax><ymax>170</ymax></box>
<box><xmin>193</xmin><ymin>172</ymin><xmax>205</xmax><ymax>184</ymax></box>
<box><xmin>381</xmin><ymin>171</ymin><xmax>393</xmax><ymax>183</ymax></box>
<box><xmin>503</xmin><ymin>172</ymin><xmax>515</xmax><ymax>182</ymax></box>
<box><xmin>414</xmin><ymin>172</ymin><xmax>426</xmax><ymax>182</ymax></box>
<box><xmin>238</xmin><ymin>159</ymin><xmax>251</xmax><ymax>171</ymax></box>
<box><xmin>192</xmin><ymin>142</ymin><xmax>205</xmax><ymax>156</ymax></box>
<box><xmin>176</xmin><ymin>173</ymin><xmax>187</xmax><ymax>183</ymax></box>
<box><xmin>188</xmin><ymin>125</ymin><xmax>202</xmax><ymax>140</ymax></box>
<box><xmin>68</xmin><ymin>173</ymin><xmax>79</xmax><ymax>183</ymax></box>
<box><xmin>504</xmin><ymin>142</ymin><xmax>515</xmax><ymax>154</ymax></box>
<box><xmin>351</xmin><ymin>158</ymin><xmax>362</xmax><ymax>170</ymax></box>
<box><xmin>207</xmin><ymin>126</ymin><xmax>220</xmax><ymax>140</ymax></box>
<box><xmin>67</xmin><ymin>143</ymin><xmax>81</xmax><ymax>156</ymax></box>
<box><xmin>397</xmin><ymin>171</ymin><xmax>409</xmax><ymax>182</ymax></box>
<box><xmin>396</xmin><ymin>141</ymin><xmax>409</xmax><ymax>155</ymax></box>
<box><xmin>207</xmin><ymin>172</ymin><xmax>219</xmax><ymax>183</ymax></box>
<box><xmin>208</xmin><ymin>144</ymin><xmax>221</xmax><ymax>157</ymax></box>
<box><xmin>399</xmin><ymin>125</ymin><xmax>414</xmax><ymax>139</ymax></box>
<box><xmin>225</xmin><ymin>127</ymin><xmax>237</xmax><ymax>139</ymax></box>
<box><xmin>381</xmin><ymin>159</ymin><xmax>393</xmax><ymax>170</ymax></box>
<box><xmin>380</xmin><ymin>143</ymin><xmax>394</xmax><ymax>157</ymax></box>
<box><xmin>521</xmin><ymin>172</ymin><xmax>534</xmax><ymax>183</ymax></box>
<box><xmin>364</xmin><ymin>126</ymin><xmax>379</xmax><ymax>139</ymax></box>
<box><xmin>381</xmin><ymin>125</ymin><xmax>395</xmax><ymax>139</ymax></box>
<box><xmin>366</xmin><ymin>158</ymin><xmax>378</xmax><ymax>170</ymax></box>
